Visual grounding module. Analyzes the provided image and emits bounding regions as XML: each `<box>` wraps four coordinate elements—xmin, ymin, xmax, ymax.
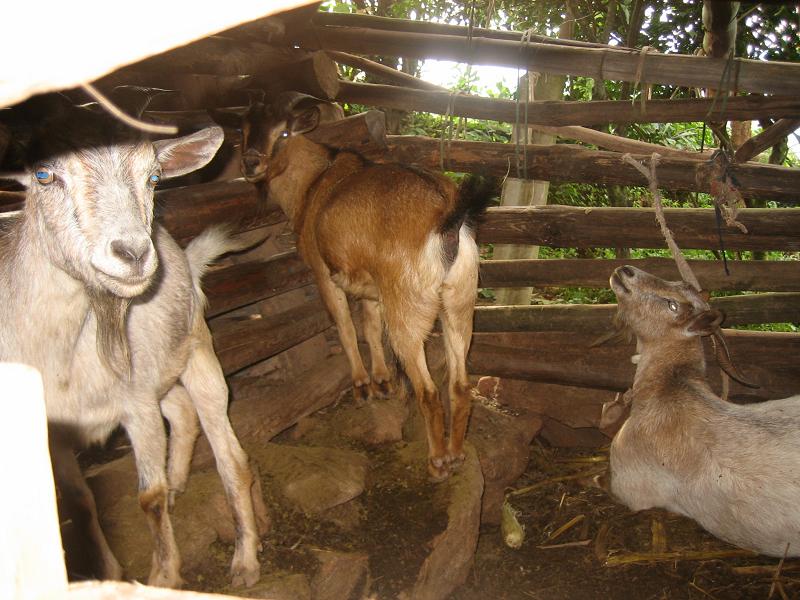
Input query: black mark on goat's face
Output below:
<box><xmin>240</xmin><ymin>102</ymin><xmax>284</xmax><ymax>183</ymax></box>
<box><xmin>611</xmin><ymin>266</ymin><xmax>709</xmax><ymax>342</ymax></box>
<box><xmin>31</xmin><ymin>140</ymin><xmax>160</xmax><ymax>298</ymax></box>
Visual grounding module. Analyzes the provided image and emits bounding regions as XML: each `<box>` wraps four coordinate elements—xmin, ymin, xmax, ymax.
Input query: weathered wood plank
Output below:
<box><xmin>466</xmin><ymin>330</ymin><xmax>800</xmax><ymax>401</ymax></box>
<box><xmin>478</xmin><ymin>206</ymin><xmax>800</xmax><ymax>250</ymax></box>
<box><xmin>734</xmin><ymin>118</ymin><xmax>800</xmax><ymax>164</ymax></box>
<box><xmin>210</xmin><ymin>300</ymin><xmax>332</xmax><ymax>375</ymax></box>
<box><xmin>338</xmin><ymin>82</ymin><xmax>800</xmax><ymax>127</ymax></box>
<box><xmin>473</xmin><ymin>293</ymin><xmax>800</xmax><ymax>333</ymax></box>
<box><xmin>479</xmin><ymin>258</ymin><xmax>800</xmax><ymax>292</ymax></box>
<box><xmin>205</xmin><ymin>251</ymin><xmax>313</xmax><ymax>317</ymax></box>
<box><xmin>192</xmin><ymin>354</ymin><xmax>351</xmax><ymax>469</ymax></box>
<box><xmin>379</xmin><ymin>137</ymin><xmax>800</xmax><ymax>203</ymax></box>
<box><xmin>300</xmin><ymin>26</ymin><xmax>800</xmax><ymax>96</ymax></box>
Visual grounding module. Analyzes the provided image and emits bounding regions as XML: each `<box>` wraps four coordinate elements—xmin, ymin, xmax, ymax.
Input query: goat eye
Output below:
<box><xmin>667</xmin><ymin>300</ymin><xmax>679</xmax><ymax>312</ymax></box>
<box><xmin>280</xmin><ymin>130</ymin><xmax>290</xmax><ymax>138</ymax></box>
<box><xmin>149</xmin><ymin>173</ymin><xmax>160</xmax><ymax>185</ymax></box>
<box><xmin>35</xmin><ymin>167</ymin><xmax>54</xmax><ymax>185</ymax></box>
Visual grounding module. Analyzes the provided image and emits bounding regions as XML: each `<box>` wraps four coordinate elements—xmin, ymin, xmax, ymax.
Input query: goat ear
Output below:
<box><xmin>289</xmin><ymin>106</ymin><xmax>320</xmax><ymax>134</ymax></box>
<box><xmin>153</xmin><ymin>126</ymin><xmax>225</xmax><ymax>179</ymax></box>
<box><xmin>686</xmin><ymin>309</ymin><xmax>725</xmax><ymax>336</ymax></box>
<box><xmin>208</xmin><ymin>107</ymin><xmax>246</xmax><ymax>130</ymax></box>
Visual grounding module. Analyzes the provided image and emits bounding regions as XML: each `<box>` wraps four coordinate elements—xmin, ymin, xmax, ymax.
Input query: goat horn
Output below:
<box><xmin>710</xmin><ymin>329</ymin><xmax>760</xmax><ymax>389</ymax></box>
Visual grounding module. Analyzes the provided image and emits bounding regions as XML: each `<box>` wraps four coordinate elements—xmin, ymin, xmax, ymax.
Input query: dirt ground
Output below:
<box><xmin>136</xmin><ymin>392</ymin><xmax>799</xmax><ymax>600</ymax></box>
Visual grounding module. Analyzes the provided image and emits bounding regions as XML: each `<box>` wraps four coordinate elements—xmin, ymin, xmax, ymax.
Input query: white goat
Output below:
<box><xmin>607</xmin><ymin>265</ymin><xmax>800</xmax><ymax>557</ymax></box>
<box><xmin>0</xmin><ymin>101</ymin><xmax>261</xmax><ymax>587</ymax></box>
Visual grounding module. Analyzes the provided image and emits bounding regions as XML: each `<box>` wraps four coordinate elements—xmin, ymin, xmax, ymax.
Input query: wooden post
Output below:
<box><xmin>493</xmin><ymin>70</ymin><xmax>564</xmax><ymax>306</ymax></box>
<box><xmin>0</xmin><ymin>363</ymin><xmax>68</xmax><ymax>600</ymax></box>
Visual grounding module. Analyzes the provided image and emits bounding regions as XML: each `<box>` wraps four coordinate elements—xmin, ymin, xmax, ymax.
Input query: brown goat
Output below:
<box><xmin>231</xmin><ymin>92</ymin><xmax>493</xmax><ymax>480</ymax></box>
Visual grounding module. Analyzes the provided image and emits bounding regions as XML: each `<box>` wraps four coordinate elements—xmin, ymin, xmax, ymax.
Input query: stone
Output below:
<box><xmin>237</xmin><ymin>572</ymin><xmax>312</xmax><ymax>600</ymax></box>
<box><xmin>310</xmin><ymin>548</ymin><xmax>370</xmax><ymax>600</ymax></box>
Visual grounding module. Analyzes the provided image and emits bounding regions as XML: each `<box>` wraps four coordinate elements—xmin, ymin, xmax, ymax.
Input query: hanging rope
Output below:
<box><xmin>631</xmin><ymin>46</ymin><xmax>655</xmax><ymax>115</ymax></box>
<box><xmin>514</xmin><ymin>28</ymin><xmax>535</xmax><ymax>179</ymax></box>
<box><xmin>621</xmin><ymin>152</ymin><xmax>703</xmax><ymax>292</ymax></box>
<box><xmin>439</xmin><ymin>90</ymin><xmax>464</xmax><ymax>171</ymax></box>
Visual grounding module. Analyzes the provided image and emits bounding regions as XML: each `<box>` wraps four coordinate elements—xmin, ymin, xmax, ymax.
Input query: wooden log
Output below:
<box><xmin>312</xmin><ymin>12</ymin><xmax>621</xmax><ymax>51</ymax></box>
<box><xmin>734</xmin><ymin>118</ymin><xmax>800</xmax><ymax>163</ymax></box>
<box><xmin>0</xmin><ymin>190</ymin><xmax>23</xmax><ymax>213</ymax></box>
<box><xmin>479</xmin><ymin>258</ymin><xmax>800</xmax><ymax>292</ymax></box>
<box><xmin>205</xmin><ymin>251</ymin><xmax>313</xmax><ymax>317</ymax></box>
<box><xmin>473</xmin><ymin>293</ymin><xmax>800</xmax><ymax>334</ymax></box>
<box><xmin>326</xmin><ymin>51</ymin><xmax>446</xmax><ymax>91</ymax></box>
<box><xmin>378</xmin><ymin>137</ymin><xmax>800</xmax><ymax>203</ymax></box>
<box><xmin>337</xmin><ymin>81</ymin><xmax>800</xmax><ymax>127</ymax></box>
<box><xmin>466</xmin><ymin>330</ymin><xmax>800</xmax><ymax>400</ymax></box>
<box><xmin>210</xmin><ymin>300</ymin><xmax>332</xmax><ymax>375</ymax></box>
<box><xmin>305</xmin><ymin>109</ymin><xmax>387</xmax><ymax>152</ymax></box>
<box><xmin>192</xmin><ymin>353</ymin><xmax>352</xmax><ymax>469</ymax></box>
<box><xmin>300</xmin><ymin>26</ymin><xmax>800</xmax><ymax>96</ymax></box>
<box><xmin>478</xmin><ymin>205</ymin><xmax>800</xmax><ymax>251</ymax></box>
<box><xmin>257</xmin><ymin>50</ymin><xmax>341</xmax><ymax>99</ymax></box>
<box><xmin>155</xmin><ymin>179</ymin><xmax>284</xmax><ymax>243</ymax></box>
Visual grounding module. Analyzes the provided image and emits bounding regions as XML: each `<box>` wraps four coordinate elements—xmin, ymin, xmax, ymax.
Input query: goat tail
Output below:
<box><xmin>440</xmin><ymin>174</ymin><xmax>497</xmax><ymax>235</ymax></box>
<box><xmin>184</xmin><ymin>225</ymin><xmax>265</xmax><ymax>296</ymax></box>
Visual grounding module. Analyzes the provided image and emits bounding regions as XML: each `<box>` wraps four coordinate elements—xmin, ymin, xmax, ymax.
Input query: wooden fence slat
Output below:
<box><xmin>473</xmin><ymin>293</ymin><xmax>800</xmax><ymax>333</ymax></box>
<box><xmin>210</xmin><ymin>300</ymin><xmax>332</xmax><ymax>375</ymax></box>
<box><xmin>300</xmin><ymin>25</ymin><xmax>800</xmax><ymax>96</ymax></box>
<box><xmin>466</xmin><ymin>330</ymin><xmax>800</xmax><ymax>400</ymax></box>
<box><xmin>479</xmin><ymin>258</ymin><xmax>800</xmax><ymax>292</ymax></box>
<box><xmin>205</xmin><ymin>251</ymin><xmax>313</xmax><ymax>317</ymax></box>
<box><xmin>478</xmin><ymin>206</ymin><xmax>800</xmax><ymax>250</ymax></box>
<box><xmin>338</xmin><ymin>81</ymin><xmax>800</xmax><ymax>128</ymax></box>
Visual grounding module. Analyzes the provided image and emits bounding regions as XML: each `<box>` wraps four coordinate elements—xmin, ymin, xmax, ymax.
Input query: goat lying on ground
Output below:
<box><xmin>607</xmin><ymin>265</ymin><xmax>800</xmax><ymax>557</ymax></box>
<box><xmin>231</xmin><ymin>92</ymin><xmax>493</xmax><ymax>480</ymax></box>
<box><xmin>0</xmin><ymin>102</ymin><xmax>262</xmax><ymax>587</ymax></box>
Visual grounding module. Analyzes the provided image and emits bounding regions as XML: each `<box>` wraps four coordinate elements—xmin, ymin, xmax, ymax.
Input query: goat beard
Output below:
<box><xmin>87</xmin><ymin>287</ymin><xmax>132</xmax><ymax>379</ymax></box>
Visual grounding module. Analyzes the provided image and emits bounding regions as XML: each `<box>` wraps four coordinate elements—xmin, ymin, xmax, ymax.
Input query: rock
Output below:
<box><xmin>467</xmin><ymin>397</ymin><xmax>543</xmax><ymax>525</ymax></box>
<box><xmin>539</xmin><ymin>417</ymin><xmax>611</xmax><ymax>448</ymax></box>
<box><xmin>401</xmin><ymin>442</ymin><xmax>484</xmax><ymax>600</ymax></box>
<box><xmin>310</xmin><ymin>548</ymin><xmax>370</xmax><ymax>600</ymax></box>
<box><xmin>253</xmin><ymin>443</ymin><xmax>368</xmax><ymax>515</ymax></box>
<box><xmin>237</xmin><ymin>572</ymin><xmax>312</xmax><ymax>600</ymax></box>
<box><xmin>342</xmin><ymin>394</ymin><xmax>409</xmax><ymax>445</ymax></box>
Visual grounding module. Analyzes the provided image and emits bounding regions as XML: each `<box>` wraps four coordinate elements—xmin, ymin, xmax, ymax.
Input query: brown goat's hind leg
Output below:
<box><xmin>316</xmin><ymin>273</ymin><xmax>371</xmax><ymax>401</ymax></box>
<box><xmin>441</xmin><ymin>235</ymin><xmax>479</xmax><ymax>470</ymax></box>
<box><xmin>362</xmin><ymin>298</ymin><xmax>392</xmax><ymax>397</ymax></box>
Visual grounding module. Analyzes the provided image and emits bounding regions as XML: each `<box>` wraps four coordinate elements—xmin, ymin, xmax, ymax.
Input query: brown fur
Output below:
<box><xmin>241</xmin><ymin>94</ymin><xmax>490</xmax><ymax>480</ymax></box>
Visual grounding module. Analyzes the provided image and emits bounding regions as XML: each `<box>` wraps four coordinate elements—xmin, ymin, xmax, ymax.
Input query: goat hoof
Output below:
<box><xmin>446</xmin><ymin>452</ymin><xmax>466</xmax><ymax>472</ymax></box>
<box><xmin>371</xmin><ymin>378</ymin><xmax>392</xmax><ymax>399</ymax></box>
<box><xmin>352</xmin><ymin>382</ymin><xmax>370</xmax><ymax>405</ymax></box>
<box><xmin>428</xmin><ymin>457</ymin><xmax>450</xmax><ymax>482</ymax></box>
<box><xmin>230</xmin><ymin>561</ymin><xmax>260</xmax><ymax>588</ymax></box>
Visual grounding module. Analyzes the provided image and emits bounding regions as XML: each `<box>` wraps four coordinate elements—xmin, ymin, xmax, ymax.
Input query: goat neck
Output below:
<box><xmin>631</xmin><ymin>336</ymin><xmax>709</xmax><ymax>399</ymax></box>
<box><xmin>267</xmin><ymin>136</ymin><xmax>331</xmax><ymax>228</ymax></box>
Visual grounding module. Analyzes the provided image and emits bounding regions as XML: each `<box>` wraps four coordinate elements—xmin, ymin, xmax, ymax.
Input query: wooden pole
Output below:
<box><xmin>337</xmin><ymin>81</ymin><xmax>800</xmax><ymax>127</ymax></box>
<box><xmin>478</xmin><ymin>205</ymin><xmax>800</xmax><ymax>251</ymax></box>
<box><xmin>467</xmin><ymin>330</ymin><xmax>800</xmax><ymax>400</ymax></box>
<box><xmin>301</xmin><ymin>26</ymin><xmax>800</xmax><ymax>96</ymax></box>
<box><xmin>376</xmin><ymin>137</ymin><xmax>800</xmax><ymax>203</ymax></box>
<box><xmin>479</xmin><ymin>257</ymin><xmax>800</xmax><ymax>292</ymax></box>
<box><xmin>735</xmin><ymin>118</ymin><xmax>800</xmax><ymax>163</ymax></box>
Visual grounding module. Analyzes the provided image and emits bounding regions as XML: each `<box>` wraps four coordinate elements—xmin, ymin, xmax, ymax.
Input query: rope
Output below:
<box><xmin>514</xmin><ymin>28</ymin><xmax>535</xmax><ymax>179</ymax></box>
<box><xmin>81</xmin><ymin>83</ymin><xmax>178</xmax><ymax>136</ymax></box>
<box><xmin>439</xmin><ymin>90</ymin><xmax>463</xmax><ymax>171</ymax></box>
<box><xmin>631</xmin><ymin>46</ymin><xmax>655</xmax><ymax>114</ymax></box>
<box><xmin>621</xmin><ymin>152</ymin><xmax>702</xmax><ymax>292</ymax></box>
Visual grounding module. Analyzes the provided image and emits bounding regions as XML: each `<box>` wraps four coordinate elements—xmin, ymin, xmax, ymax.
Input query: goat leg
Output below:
<box><xmin>160</xmin><ymin>384</ymin><xmax>200</xmax><ymax>506</ymax></box>
<box><xmin>181</xmin><ymin>330</ymin><xmax>261</xmax><ymax>588</ymax></box>
<box><xmin>123</xmin><ymin>396</ymin><xmax>182</xmax><ymax>588</ymax></box>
